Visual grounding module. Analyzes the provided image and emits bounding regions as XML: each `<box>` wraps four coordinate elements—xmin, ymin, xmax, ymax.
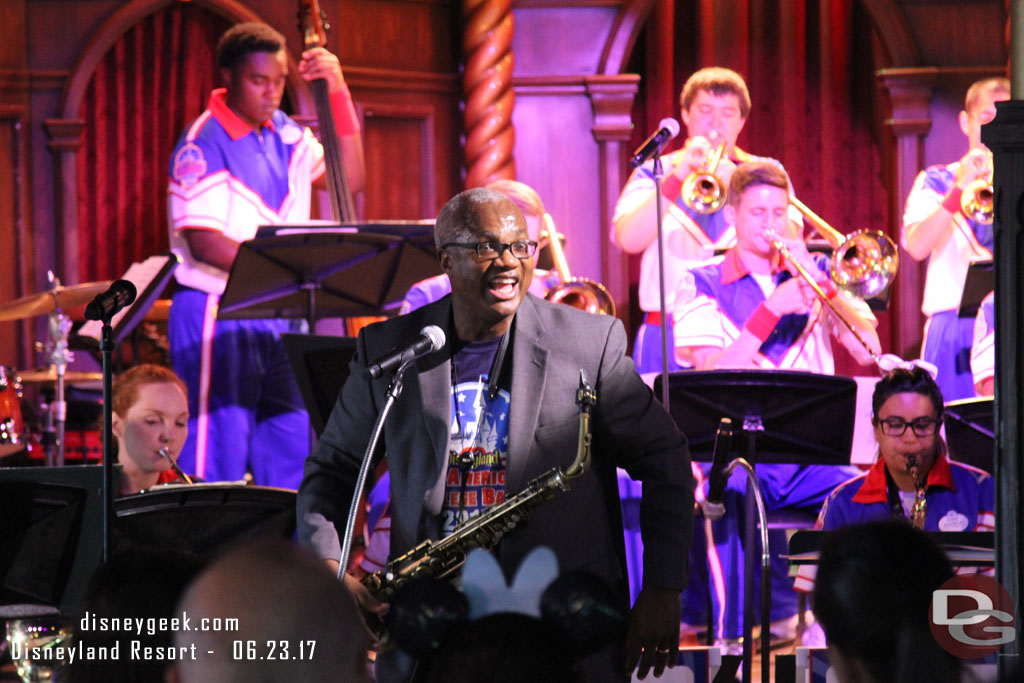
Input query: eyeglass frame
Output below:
<box><xmin>441</xmin><ymin>240</ymin><xmax>538</xmax><ymax>261</ymax></box>
<box><xmin>876</xmin><ymin>415</ymin><xmax>942</xmax><ymax>437</ymax></box>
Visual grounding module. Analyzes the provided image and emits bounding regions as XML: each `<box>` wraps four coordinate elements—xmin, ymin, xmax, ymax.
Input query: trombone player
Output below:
<box><xmin>612</xmin><ymin>67</ymin><xmax>801</xmax><ymax>374</ymax></box>
<box><xmin>671</xmin><ymin>160</ymin><xmax>878</xmax><ymax>651</ymax></box>
<box><xmin>902</xmin><ymin>77</ymin><xmax>1008</xmax><ymax>401</ymax></box>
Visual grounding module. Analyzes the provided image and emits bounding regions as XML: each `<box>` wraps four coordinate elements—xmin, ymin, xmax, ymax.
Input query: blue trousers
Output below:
<box><xmin>169</xmin><ymin>287</ymin><xmax>310</xmax><ymax>489</ymax></box>
<box><xmin>632</xmin><ymin>318</ymin><xmax>683</xmax><ymax>374</ymax></box>
<box><xmin>620</xmin><ymin>463</ymin><xmax>860</xmax><ymax>638</ymax></box>
<box><xmin>922</xmin><ymin>309</ymin><xmax>977</xmax><ymax>402</ymax></box>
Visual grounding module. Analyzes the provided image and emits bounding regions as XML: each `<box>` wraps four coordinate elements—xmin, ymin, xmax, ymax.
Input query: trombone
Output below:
<box><xmin>541</xmin><ymin>214</ymin><xmax>616</xmax><ymax>316</ymax></box>
<box><xmin>770</xmin><ymin>196</ymin><xmax>899</xmax><ymax>365</ymax></box>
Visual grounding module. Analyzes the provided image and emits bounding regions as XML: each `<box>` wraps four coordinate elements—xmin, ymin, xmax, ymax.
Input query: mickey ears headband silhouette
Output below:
<box><xmin>386</xmin><ymin>547</ymin><xmax>626</xmax><ymax>658</ymax></box>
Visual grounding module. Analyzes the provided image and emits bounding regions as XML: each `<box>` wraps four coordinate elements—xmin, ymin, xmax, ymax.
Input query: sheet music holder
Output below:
<box><xmin>0</xmin><ymin>465</ymin><xmax>107</xmax><ymax>615</ymax></box>
<box><xmin>944</xmin><ymin>397</ymin><xmax>994</xmax><ymax>473</ymax></box>
<box><xmin>282</xmin><ymin>333</ymin><xmax>357</xmax><ymax>437</ymax></box>
<box><xmin>218</xmin><ymin>221</ymin><xmax>442</xmax><ymax>327</ymax></box>
<box><xmin>958</xmin><ymin>259</ymin><xmax>993</xmax><ymax>318</ymax></box>
<box><xmin>787</xmin><ymin>530</ymin><xmax>995</xmax><ymax>567</ymax></box>
<box><xmin>77</xmin><ymin>254</ymin><xmax>179</xmax><ymax>344</ymax></box>
<box><xmin>114</xmin><ymin>484</ymin><xmax>296</xmax><ymax>558</ymax></box>
<box><xmin>654</xmin><ymin>370</ymin><xmax>857</xmax><ymax>465</ymax></box>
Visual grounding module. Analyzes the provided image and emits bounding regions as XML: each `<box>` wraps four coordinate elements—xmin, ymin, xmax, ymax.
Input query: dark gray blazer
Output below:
<box><xmin>297</xmin><ymin>294</ymin><xmax>693</xmax><ymax>601</ymax></box>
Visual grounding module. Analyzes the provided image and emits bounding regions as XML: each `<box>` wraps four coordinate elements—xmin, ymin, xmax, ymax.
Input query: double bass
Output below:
<box><xmin>299</xmin><ymin>0</ymin><xmax>357</xmax><ymax>222</ymax></box>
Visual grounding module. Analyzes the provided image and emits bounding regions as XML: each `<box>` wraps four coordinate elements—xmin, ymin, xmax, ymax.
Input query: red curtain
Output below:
<box><xmin>76</xmin><ymin>5</ymin><xmax>231</xmax><ymax>283</ymax></box>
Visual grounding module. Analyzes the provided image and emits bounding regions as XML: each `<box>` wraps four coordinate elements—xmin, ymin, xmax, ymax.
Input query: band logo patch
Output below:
<box><xmin>279</xmin><ymin>123</ymin><xmax>303</xmax><ymax>145</ymax></box>
<box><xmin>172</xmin><ymin>143</ymin><xmax>207</xmax><ymax>189</ymax></box>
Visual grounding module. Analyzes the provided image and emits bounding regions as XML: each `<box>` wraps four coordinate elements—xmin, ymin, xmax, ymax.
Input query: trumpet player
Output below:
<box><xmin>671</xmin><ymin>161</ymin><xmax>876</xmax><ymax>651</ymax></box>
<box><xmin>902</xmin><ymin>77</ymin><xmax>1008</xmax><ymax>401</ymax></box>
<box><xmin>612</xmin><ymin>67</ymin><xmax>800</xmax><ymax>374</ymax></box>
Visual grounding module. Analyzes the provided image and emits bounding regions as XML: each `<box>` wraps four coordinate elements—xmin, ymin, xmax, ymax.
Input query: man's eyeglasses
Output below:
<box><xmin>442</xmin><ymin>240</ymin><xmax>538</xmax><ymax>261</ymax></box>
<box><xmin>878</xmin><ymin>416</ymin><xmax>941</xmax><ymax>437</ymax></box>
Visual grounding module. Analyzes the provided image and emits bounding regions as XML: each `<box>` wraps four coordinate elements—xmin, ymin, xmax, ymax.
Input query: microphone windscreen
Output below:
<box><xmin>420</xmin><ymin>325</ymin><xmax>446</xmax><ymax>352</ymax></box>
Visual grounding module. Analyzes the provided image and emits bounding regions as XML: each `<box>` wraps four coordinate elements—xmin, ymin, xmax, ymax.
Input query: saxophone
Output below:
<box><xmin>906</xmin><ymin>454</ymin><xmax>927</xmax><ymax>529</ymax></box>
<box><xmin>362</xmin><ymin>371</ymin><xmax>597</xmax><ymax>602</ymax></box>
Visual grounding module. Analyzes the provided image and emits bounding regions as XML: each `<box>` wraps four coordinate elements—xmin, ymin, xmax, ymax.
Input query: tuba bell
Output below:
<box><xmin>541</xmin><ymin>214</ymin><xmax>616</xmax><ymax>316</ymax></box>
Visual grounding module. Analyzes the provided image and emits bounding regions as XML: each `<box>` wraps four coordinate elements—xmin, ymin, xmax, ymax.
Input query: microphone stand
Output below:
<box><xmin>712</xmin><ymin>457</ymin><xmax>771</xmax><ymax>683</ymax></box>
<box><xmin>337</xmin><ymin>358</ymin><xmax>414</xmax><ymax>579</ymax></box>
<box><xmin>652</xmin><ymin>156</ymin><xmax>670</xmax><ymax>408</ymax></box>
<box><xmin>99</xmin><ymin>312</ymin><xmax>117</xmax><ymax>563</ymax></box>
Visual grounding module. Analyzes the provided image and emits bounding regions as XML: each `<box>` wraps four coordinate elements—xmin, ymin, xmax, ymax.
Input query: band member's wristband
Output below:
<box><xmin>745</xmin><ymin>303</ymin><xmax>781</xmax><ymax>342</ymax></box>
<box><xmin>661</xmin><ymin>174</ymin><xmax>684</xmax><ymax>201</ymax></box>
<box><xmin>941</xmin><ymin>187</ymin><xmax>964</xmax><ymax>215</ymax></box>
<box><xmin>814</xmin><ymin>275</ymin><xmax>839</xmax><ymax>300</ymax></box>
<box><xmin>330</xmin><ymin>85</ymin><xmax>361</xmax><ymax>135</ymax></box>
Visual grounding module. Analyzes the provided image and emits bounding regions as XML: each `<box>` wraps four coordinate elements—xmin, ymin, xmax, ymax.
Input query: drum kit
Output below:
<box><xmin>0</xmin><ymin>275</ymin><xmax>107</xmax><ymax>467</ymax></box>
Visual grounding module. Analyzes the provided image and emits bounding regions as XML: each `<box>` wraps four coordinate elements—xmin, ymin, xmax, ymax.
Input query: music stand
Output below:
<box><xmin>788</xmin><ymin>530</ymin><xmax>995</xmax><ymax>568</ymax></box>
<box><xmin>654</xmin><ymin>370</ymin><xmax>856</xmax><ymax>681</ymax></box>
<box><xmin>218</xmin><ymin>221</ymin><xmax>442</xmax><ymax>329</ymax></box>
<box><xmin>281</xmin><ymin>333</ymin><xmax>357</xmax><ymax>438</ymax></box>
<box><xmin>958</xmin><ymin>259</ymin><xmax>993</xmax><ymax>319</ymax></box>
<box><xmin>77</xmin><ymin>254</ymin><xmax>179</xmax><ymax>344</ymax></box>
<box><xmin>0</xmin><ymin>465</ymin><xmax>107</xmax><ymax>615</ymax></box>
<box><xmin>944</xmin><ymin>397</ymin><xmax>994</xmax><ymax>473</ymax></box>
<box><xmin>654</xmin><ymin>370</ymin><xmax>858</xmax><ymax>464</ymax></box>
<box><xmin>114</xmin><ymin>484</ymin><xmax>296</xmax><ymax>558</ymax></box>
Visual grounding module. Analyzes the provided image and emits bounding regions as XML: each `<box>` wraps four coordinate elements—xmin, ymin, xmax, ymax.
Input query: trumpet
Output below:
<box><xmin>541</xmin><ymin>214</ymin><xmax>616</xmax><ymax>316</ymax></box>
<box><xmin>769</xmin><ymin>196</ymin><xmax>899</xmax><ymax>365</ymax></box>
<box><xmin>960</xmin><ymin>150</ymin><xmax>994</xmax><ymax>225</ymax></box>
<box><xmin>681</xmin><ymin>142</ymin><xmax>729</xmax><ymax>214</ymax></box>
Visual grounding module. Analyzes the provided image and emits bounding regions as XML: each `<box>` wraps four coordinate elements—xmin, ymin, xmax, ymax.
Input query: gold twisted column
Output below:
<box><xmin>462</xmin><ymin>0</ymin><xmax>516</xmax><ymax>188</ymax></box>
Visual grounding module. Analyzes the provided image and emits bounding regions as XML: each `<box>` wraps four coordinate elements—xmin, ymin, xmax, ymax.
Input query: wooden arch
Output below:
<box><xmin>58</xmin><ymin>0</ymin><xmax>315</xmax><ymax>120</ymax></box>
<box><xmin>46</xmin><ymin>0</ymin><xmax>316</xmax><ymax>281</ymax></box>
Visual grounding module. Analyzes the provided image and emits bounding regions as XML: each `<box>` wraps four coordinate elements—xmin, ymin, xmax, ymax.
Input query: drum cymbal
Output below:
<box><xmin>16</xmin><ymin>368</ymin><xmax>105</xmax><ymax>384</ymax></box>
<box><xmin>0</xmin><ymin>281</ymin><xmax>112</xmax><ymax>322</ymax></box>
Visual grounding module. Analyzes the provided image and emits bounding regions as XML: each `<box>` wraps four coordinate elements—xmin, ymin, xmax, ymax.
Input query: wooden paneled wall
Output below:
<box><xmin>0</xmin><ymin>0</ymin><xmax>1011</xmax><ymax>367</ymax></box>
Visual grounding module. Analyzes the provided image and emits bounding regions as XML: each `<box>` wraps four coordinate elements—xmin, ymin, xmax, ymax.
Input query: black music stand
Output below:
<box><xmin>0</xmin><ymin>465</ymin><xmax>107</xmax><ymax>615</ymax></box>
<box><xmin>958</xmin><ymin>259</ymin><xmax>993</xmax><ymax>319</ymax></box>
<box><xmin>654</xmin><ymin>370</ymin><xmax>858</xmax><ymax>464</ymax></box>
<box><xmin>653</xmin><ymin>370</ymin><xmax>857</xmax><ymax>681</ymax></box>
<box><xmin>281</xmin><ymin>333</ymin><xmax>357</xmax><ymax>438</ymax></box>
<box><xmin>113</xmin><ymin>484</ymin><xmax>296</xmax><ymax>558</ymax></box>
<box><xmin>218</xmin><ymin>221</ymin><xmax>442</xmax><ymax>329</ymax></box>
<box><xmin>944</xmin><ymin>397</ymin><xmax>994</xmax><ymax>473</ymax></box>
<box><xmin>788</xmin><ymin>530</ymin><xmax>995</xmax><ymax>568</ymax></box>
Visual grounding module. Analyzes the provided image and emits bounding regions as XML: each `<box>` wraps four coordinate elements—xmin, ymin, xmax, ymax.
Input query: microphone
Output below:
<box><xmin>84</xmin><ymin>280</ymin><xmax>137</xmax><ymax>321</ymax></box>
<box><xmin>629</xmin><ymin>117</ymin><xmax>681</xmax><ymax>168</ymax></box>
<box><xmin>365</xmin><ymin>325</ymin><xmax>446</xmax><ymax>379</ymax></box>
<box><xmin>702</xmin><ymin>417</ymin><xmax>734</xmax><ymax>521</ymax></box>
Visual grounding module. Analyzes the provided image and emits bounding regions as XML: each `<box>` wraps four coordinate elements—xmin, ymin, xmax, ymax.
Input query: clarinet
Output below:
<box><xmin>159</xmin><ymin>447</ymin><xmax>194</xmax><ymax>485</ymax></box>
